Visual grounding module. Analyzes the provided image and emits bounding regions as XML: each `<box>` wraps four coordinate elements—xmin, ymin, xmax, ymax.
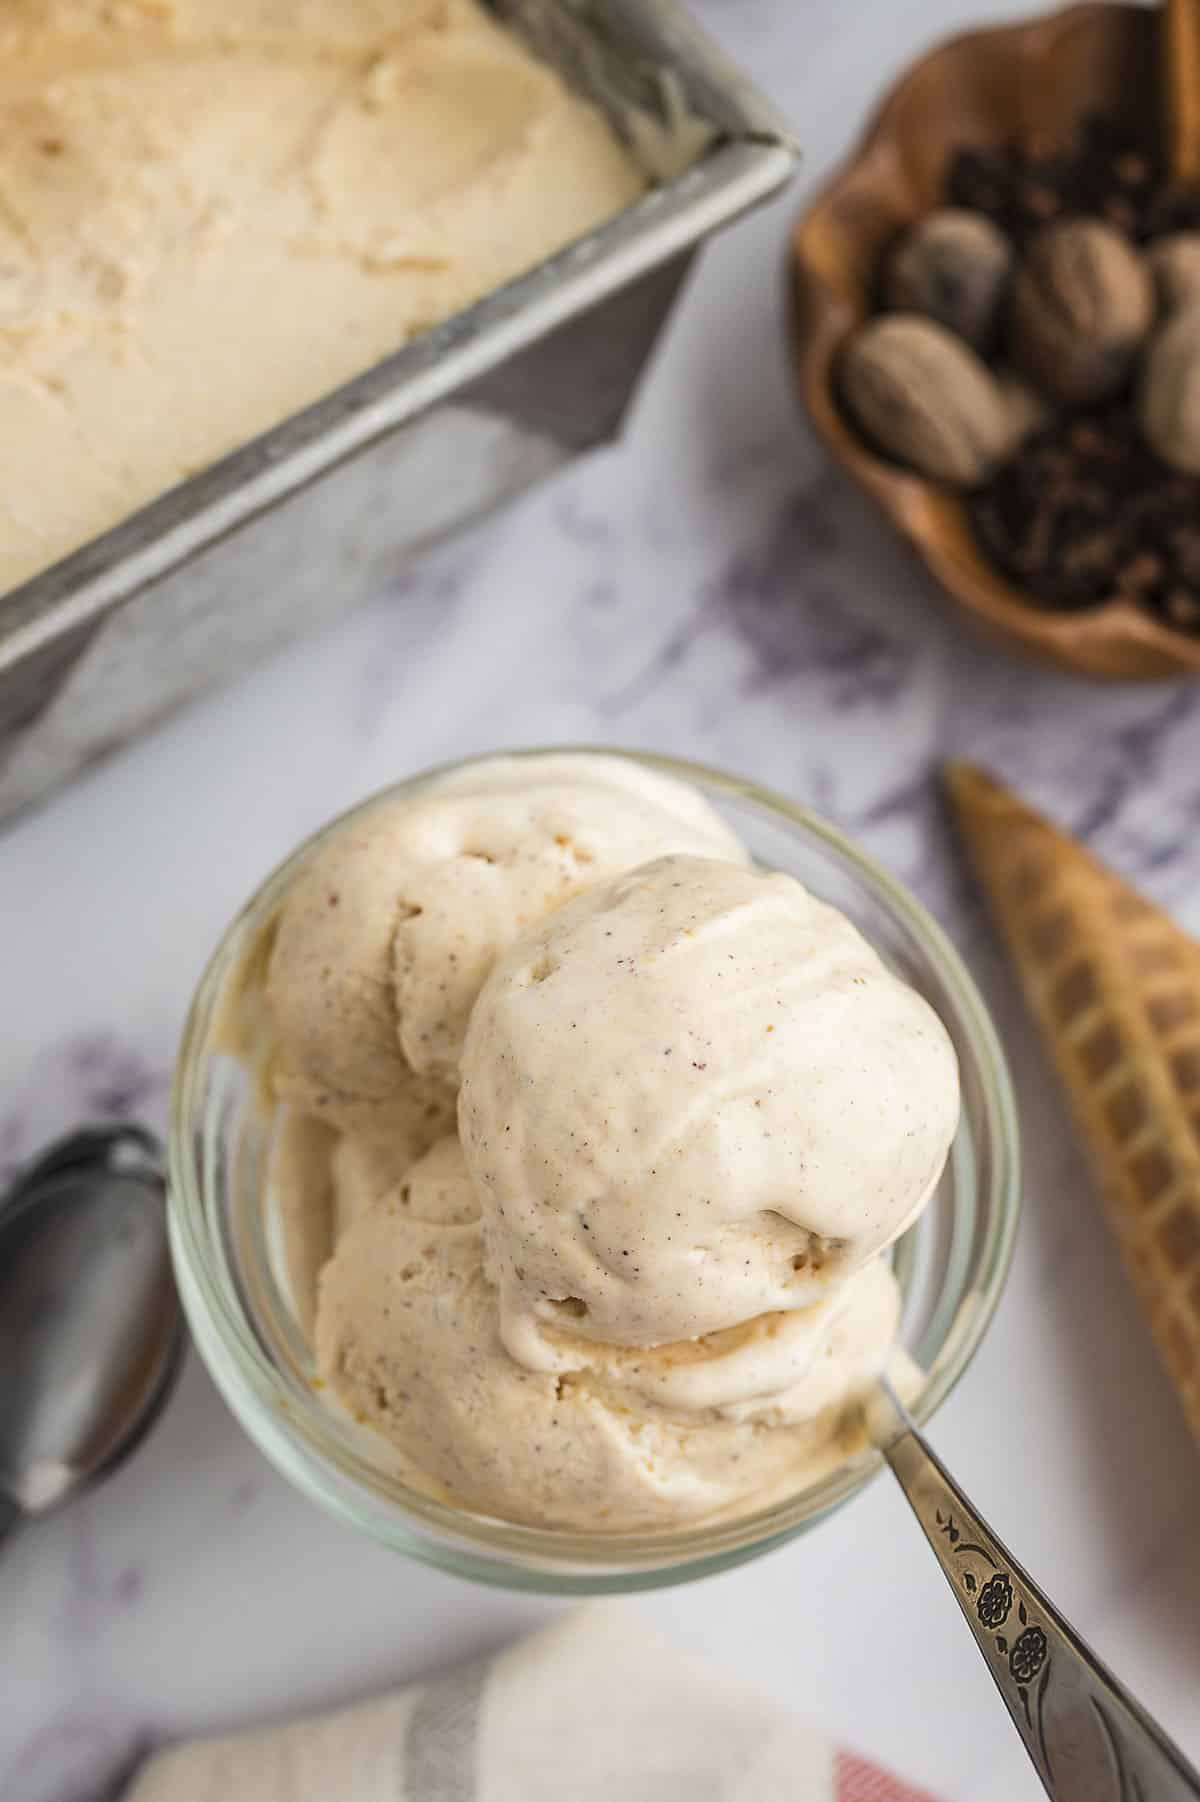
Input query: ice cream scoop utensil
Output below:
<box><xmin>0</xmin><ymin>1126</ymin><xmax>183</xmax><ymax>1549</ymax></box>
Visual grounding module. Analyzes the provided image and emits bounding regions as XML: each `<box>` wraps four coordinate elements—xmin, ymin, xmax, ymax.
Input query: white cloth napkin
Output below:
<box><xmin>125</xmin><ymin>1605</ymin><xmax>940</xmax><ymax>1802</ymax></box>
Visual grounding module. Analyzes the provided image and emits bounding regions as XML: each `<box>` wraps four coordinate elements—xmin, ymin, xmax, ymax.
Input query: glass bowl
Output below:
<box><xmin>168</xmin><ymin>748</ymin><xmax>1019</xmax><ymax>1593</ymax></box>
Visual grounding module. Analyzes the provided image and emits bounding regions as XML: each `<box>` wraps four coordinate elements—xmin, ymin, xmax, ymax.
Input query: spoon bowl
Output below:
<box><xmin>0</xmin><ymin>1127</ymin><xmax>183</xmax><ymax>1540</ymax></box>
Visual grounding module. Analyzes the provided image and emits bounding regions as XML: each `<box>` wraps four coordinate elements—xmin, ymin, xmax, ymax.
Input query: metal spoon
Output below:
<box><xmin>0</xmin><ymin>1126</ymin><xmax>183</xmax><ymax>1547</ymax></box>
<box><xmin>875</xmin><ymin>1378</ymin><xmax>1200</xmax><ymax>1801</ymax></box>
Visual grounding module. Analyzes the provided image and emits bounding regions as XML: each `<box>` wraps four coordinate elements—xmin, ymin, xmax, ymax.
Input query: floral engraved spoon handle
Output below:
<box><xmin>877</xmin><ymin>1382</ymin><xmax>1200</xmax><ymax>1801</ymax></box>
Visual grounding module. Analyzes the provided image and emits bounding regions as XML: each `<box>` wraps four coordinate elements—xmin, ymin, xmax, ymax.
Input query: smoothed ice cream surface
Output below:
<box><xmin>235</xmin><ymin>754</ymin><xmax>960</xmax><ymax>1531</ymax></box>
<box><xmin>0</xmin><ymin>0</ymin><xmax>646</xmax><ymax>593</ymax></box>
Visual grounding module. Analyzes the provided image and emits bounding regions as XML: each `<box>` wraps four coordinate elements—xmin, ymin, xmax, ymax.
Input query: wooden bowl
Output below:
<box><xmin>791</xmin><ymin>1</ymin><xmax>1200</xmax><ymax>682</ymax></box>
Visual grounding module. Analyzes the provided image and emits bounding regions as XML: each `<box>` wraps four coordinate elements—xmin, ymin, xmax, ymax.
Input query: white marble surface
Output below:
<box><xmin>4</xmin><ymin>2</ymin><xmax>1200</xmax><ymax>1797</ymax></box>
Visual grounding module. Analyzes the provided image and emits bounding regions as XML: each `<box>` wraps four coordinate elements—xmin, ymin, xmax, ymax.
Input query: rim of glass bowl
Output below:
<box><xmin>169</xmin><ymin>746</ymin><xmax>1020</xmax><ymax>1593</ymax></box>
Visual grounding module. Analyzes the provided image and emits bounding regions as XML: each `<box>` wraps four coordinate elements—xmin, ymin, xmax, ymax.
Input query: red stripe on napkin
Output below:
<box><xmin>835</xmin><ymin>1748</ymin><xmax>943</xmax><ymax>1802</ymax></box>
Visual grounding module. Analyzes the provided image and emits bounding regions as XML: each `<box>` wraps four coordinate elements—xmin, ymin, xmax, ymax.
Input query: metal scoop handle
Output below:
<box><xmin>880</xmin><ymin>1385</ymin><xmax>1200</xmax><ymax>1801</ymax></box>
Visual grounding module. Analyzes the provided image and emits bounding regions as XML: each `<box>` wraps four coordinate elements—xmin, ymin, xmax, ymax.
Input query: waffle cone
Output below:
<box><xmin>946</xmin><ymin>762</ymin><xmax>1200</xmax><ymax>1446</ymax></box>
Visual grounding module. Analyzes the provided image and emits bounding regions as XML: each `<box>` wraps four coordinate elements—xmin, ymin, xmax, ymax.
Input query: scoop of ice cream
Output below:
<box><xmin>315</xmin><ymin>1204</ymin><xmax>889</xmax><ymax>1530</ymax></box>
<box><xmin>460</xmin><ymin>854</ymin><xmax>959</xmax><ymax>1366</ymax></box>
<box><xmin>264</xmin><ymin>755</ymin><xmax>744</xmax><ymax>1130</ymax></box>
<box><xmin>261</xmin><ymin>809</ymin><xmax>457</xmax><ymax>1135</ymax></box>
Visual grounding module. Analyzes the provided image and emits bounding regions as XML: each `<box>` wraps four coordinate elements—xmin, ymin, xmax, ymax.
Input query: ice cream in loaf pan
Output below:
<box><xmin>0</xmin><ymin>0</ymin><xmax>646</xmax><ymax>594</ymax></box>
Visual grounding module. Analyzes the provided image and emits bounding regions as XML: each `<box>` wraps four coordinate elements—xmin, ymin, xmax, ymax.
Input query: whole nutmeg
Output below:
<box><xmin>1140</xmin><ymin>303</ymin><xmax>1200</xmax><ymax>474</ymax></box>
<box><xmin>882</xmin><ymin>208</ymin><xmax>1013</xmax><ymax>351</ymax></box>
<box><xmin>839</xmin><ymin>314</ymin><xmax>1013</xmax><ymax>487</ymax></box>
<box><xmin>1010</xmin><ymin>218</ymin><xmax>1153</xmax><ymax>406</ymax></box>
<box><xmin>1148</xmin><ymin>232</ymin><xmax>1200</xmax><ymax>316</ymax></box>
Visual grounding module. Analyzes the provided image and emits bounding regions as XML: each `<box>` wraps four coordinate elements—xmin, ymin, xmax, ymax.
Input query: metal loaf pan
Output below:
<box><xmin>0</xmin><ymin>1</ymin><xmax>797</xmax><ymax>825</ymax></box>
